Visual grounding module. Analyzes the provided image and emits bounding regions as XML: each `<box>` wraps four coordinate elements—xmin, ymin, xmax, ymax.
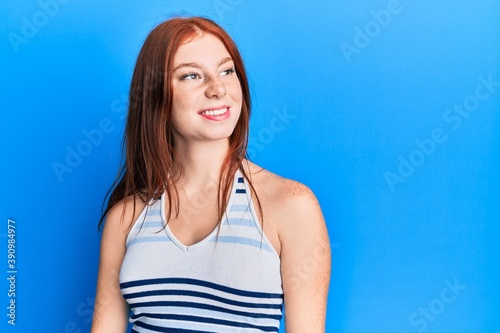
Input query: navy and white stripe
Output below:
<box><xmin>120</xmin><ymin>169</ymin><xmax>283</xmax><ymax>332</ymax></box>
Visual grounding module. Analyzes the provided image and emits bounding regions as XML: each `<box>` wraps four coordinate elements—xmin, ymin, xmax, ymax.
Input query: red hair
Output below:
<box><xmin>99</xmin><ymin>16</ymin><xmax>258</xmax><ymax>229</ymax></box>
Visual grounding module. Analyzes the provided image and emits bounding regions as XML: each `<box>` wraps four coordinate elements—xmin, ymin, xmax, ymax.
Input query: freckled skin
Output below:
<box><xmin>282</xmin><ymin>177</ymin><xmax>318</xmax><ymax>200</ymax></box>
<box><xmin>243</xmin><ymin>160</ymin><xmax>331</xmax><ymax>332</ymax></box>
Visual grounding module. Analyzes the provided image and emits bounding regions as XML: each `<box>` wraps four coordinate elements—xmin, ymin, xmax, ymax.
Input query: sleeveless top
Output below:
<box><xmin>119</xmin><ymin>170</ymin><xmax>284</xmax><ymax>332</ymax></box>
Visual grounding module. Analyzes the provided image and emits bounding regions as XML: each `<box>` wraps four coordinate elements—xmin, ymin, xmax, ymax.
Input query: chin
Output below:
<box><xmin>207</xmin><ymin>133</ymin><xmax>234</xmax><ymax>141</ymax></box>
<box><xmin>203</xmin><ymin>128</ymin><xmax>236</xmax><ymax>141</ymax></box>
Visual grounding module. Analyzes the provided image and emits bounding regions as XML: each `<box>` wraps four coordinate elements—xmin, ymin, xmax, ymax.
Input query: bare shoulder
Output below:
<box><xmin>102</xmin><ymin>195</ymin><xmax>147</xmax><ymax>245</ymax></box>
<box><xmin>244</xmin><ymin>160</ymin><xmax>327</xmax><ymax>249</ymax></box>
<box><xmin>92</xmin><ymin>195</ymin><xmax>145</xmax><ymax>333</ymax></box>
<box><xmin>244</xmin><ymin>160</ymin><xmax>322</xmax><ymax>215</ymax></box>
<box><xmin>244</xmin><ymin>161</ymin><xmax>331</xmax><ymax>331</ymax></box>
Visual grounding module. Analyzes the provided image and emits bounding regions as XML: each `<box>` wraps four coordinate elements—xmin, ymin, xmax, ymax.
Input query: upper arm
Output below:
<box><xmin>278</xmin><ymin>182</ymin><xmax>331</xmax><ymax>333</ymax></box>
<box><xmin>91</xmin><ymin>199</ymin><xmax>143</xmax><ymax>333</ymax></box>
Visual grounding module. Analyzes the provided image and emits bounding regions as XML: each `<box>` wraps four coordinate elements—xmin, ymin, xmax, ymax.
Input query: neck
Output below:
<box><xmin>173</xmin><ymin>138</ymin><xmax>230</xmax><ymax>190</ymax></box>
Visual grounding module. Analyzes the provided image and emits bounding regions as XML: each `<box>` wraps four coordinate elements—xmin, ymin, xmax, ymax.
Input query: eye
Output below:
<box><xmin>180</xmin><ymin>72</ymin><xmax>202</xmax><ymax>80</ymax></box>
<box><xmin>220</xmin><ymin>67</ymin><xmax>236</xmax><ymax>76</ymax></box>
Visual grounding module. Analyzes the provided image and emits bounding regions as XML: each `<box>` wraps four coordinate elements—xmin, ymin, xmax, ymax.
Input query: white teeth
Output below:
<box><xmin>201</xmin><ymin>108</ymin><xmax>227</xmax><ymax>116</ymax></box>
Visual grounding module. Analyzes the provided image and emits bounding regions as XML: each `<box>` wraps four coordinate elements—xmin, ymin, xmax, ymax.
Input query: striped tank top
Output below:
<box><xmin>119</xmin><ymin>169</ymin><xmax>284</xmax><ymax>332</ymax></box>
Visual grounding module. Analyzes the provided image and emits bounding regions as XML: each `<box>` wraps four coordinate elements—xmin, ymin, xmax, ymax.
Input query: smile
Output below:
<box><xmin>198</xmin><ymin>106</ymin><xmax>230</xmax><ymax>120</ymax></box>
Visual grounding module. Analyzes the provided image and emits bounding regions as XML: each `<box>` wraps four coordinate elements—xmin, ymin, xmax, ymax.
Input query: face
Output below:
<box><xmin>170</xmin><ymin>33</ymin><xmax>243</xmax><ymax>145</ymax></box>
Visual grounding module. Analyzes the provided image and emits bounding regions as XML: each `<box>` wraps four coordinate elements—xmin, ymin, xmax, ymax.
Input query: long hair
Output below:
<box><xmin>98</xmin><ymin>16</ymin><xmax>258</xmax><ymax>230</ymax></box>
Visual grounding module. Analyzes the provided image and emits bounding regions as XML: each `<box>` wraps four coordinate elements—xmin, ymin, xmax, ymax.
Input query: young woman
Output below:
<box><xmin>91</xmin><ymin>16</ymin><xmax>331</xmax><ymax>333</ymax></box>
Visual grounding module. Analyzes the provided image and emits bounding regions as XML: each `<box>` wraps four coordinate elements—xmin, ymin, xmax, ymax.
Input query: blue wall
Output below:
<box><xmin>1</xmin><ymin>1</ymin><xmax>499</xmax><ymax>332</ymax></box>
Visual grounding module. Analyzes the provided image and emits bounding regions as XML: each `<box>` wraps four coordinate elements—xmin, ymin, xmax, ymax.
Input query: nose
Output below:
<box><xmin>205</xmin><ymin>76</ymin><xmax>226</xmax><ymax>99</ymax></box>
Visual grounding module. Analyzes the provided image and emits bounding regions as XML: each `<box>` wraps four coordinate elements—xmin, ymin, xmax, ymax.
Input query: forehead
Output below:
<box><xmin>173</xmin><ymin>33</ymin><xmax>231</xmax><ymax>65</ymax></box>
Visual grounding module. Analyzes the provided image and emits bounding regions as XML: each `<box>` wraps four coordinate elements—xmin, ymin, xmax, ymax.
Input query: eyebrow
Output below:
<box><xmin>173</xmin><ymin>57</ymin><xmax>233</xmax><ymax>72</ymax></box>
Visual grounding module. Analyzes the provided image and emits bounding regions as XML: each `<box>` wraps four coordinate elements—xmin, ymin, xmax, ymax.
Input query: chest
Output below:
<box><xmin>166</xmin><ymin>189</ymin><xmax>221</xmax><ymax>247</ymax></box>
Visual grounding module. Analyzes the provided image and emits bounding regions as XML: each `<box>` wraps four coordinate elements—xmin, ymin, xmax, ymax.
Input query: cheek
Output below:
<box><xmin>170</xmin><ymin>98</ymin><xmax>192</xmax><ymax>133</ymax></box>
<box><xmin>171</xmin><ymin>87</ymin><xmax>188</xmax><ymax>111</ymax></box>
<box><xmin>232</xmin><ymin>94</ymin><xmax>243</xmax><ymax>121</ymax></box>
<box><xmin>229</xmin><ymin>83</ymin><xmax>243</xmax><ymax>108</ymax></box>
<box><xmin>171</xmin><ymin>87</ymin><xmax>195</xmax><ymax>118</ymax></box>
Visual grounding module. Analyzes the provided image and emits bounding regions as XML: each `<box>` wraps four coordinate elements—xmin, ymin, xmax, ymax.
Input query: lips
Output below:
<box><xmin>198</xmin><ymin>106</ymin><xmax>230</xmax><ymax>121</ymax></box>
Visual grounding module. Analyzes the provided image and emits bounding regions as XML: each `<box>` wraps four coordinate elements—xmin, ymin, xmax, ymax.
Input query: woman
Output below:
<box><xmin>91</xmin><ymin>16</ymin><xmax>331</xmax><ymax>333</ymax></box>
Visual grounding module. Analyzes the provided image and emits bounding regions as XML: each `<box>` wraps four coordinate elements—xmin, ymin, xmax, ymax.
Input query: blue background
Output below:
<box><xmin>1</xmin><ymin>0</ymin><xmax>499</xmax><ymax>332</ymax></box>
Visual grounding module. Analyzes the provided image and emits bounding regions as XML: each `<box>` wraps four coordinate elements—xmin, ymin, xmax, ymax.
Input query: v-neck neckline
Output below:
<box><xmin>160</xmin><ymin>170</ymin><xmax>241</xmax><ymax>252</ymax></box>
